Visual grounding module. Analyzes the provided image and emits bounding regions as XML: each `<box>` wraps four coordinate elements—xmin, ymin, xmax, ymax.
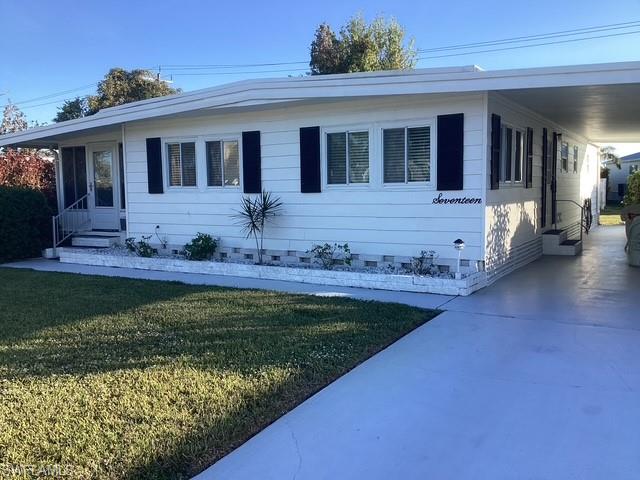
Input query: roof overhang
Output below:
<box><xmin>2</xmin><ymin>61</ymin><xmax>640</xmax><ymax>147</ymax></box>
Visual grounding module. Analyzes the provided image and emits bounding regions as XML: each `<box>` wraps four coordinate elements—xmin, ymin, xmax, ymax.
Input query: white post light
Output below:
<box><xmin>453</xmin><ymin>238</ymin><xmax>465</xmax><ymax>279</ymax></box>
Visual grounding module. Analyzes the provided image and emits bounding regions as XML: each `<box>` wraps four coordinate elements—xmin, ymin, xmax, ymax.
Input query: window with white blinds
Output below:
<box><xmin>167</xmin><ymin>142</ymin><xmax>196</xmax><ymax>187</ymax></box>
<box><xmin>383</xmin><ymin>126</ymin><xmax>431</xmax><ymax>183</ymax></box>
<box><xmin>326</xmin><ymin>131</ymin><xmax>369</xmax><ymax>185</ymax></box>
<box><xmin>206</xmin><ymin>140</ymin><xmax>240</xmax><ymax>187</ymax></box>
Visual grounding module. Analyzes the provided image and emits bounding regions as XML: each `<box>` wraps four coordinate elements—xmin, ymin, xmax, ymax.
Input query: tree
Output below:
<box><xmin>0</xmin><ymin>150</ymin><xmax>56</xmax><ymax>209</ymax></box>
<box><xmin>1</xmin><ymin>101</ymin><xmax>28</xmax><ymax>135</ymax></box>
<box><xmin>624</xmin><ymin>171</ymin><xmax>640</xmax><ymax>206</ymax></box>
<box><xmin>600</xmin><ymin>146</ymin><xmax>621</xmax><ymax>169</ymax></box>
<box><xmin>87</xmin><ymin>68</ymin><xmax>179</xmax><ymax>114</ymax></box>
<box><xmin>309</xmin><ymin>14</ymin><xmax>416</xmax><ymax>75</ymax></box>
<box><xmin>54</xmin><ymin>96</ymin><xmax>89</xmax><ymax>122</ymax></box>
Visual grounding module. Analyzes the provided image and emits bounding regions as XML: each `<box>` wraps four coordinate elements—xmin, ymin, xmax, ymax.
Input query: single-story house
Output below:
<box><xmin>607</xmin><ymin>151</ymin><xmax>640</xmax><ymax>202</ymax></box>
<box><xmin>2</xmin><ymin>61</ymin><xmax>640</xmax><ymax>290</ymax></box>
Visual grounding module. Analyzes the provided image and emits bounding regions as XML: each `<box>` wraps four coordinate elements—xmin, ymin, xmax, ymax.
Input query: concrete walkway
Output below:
<box><xmin>3</xmin><ymin>226</ymin><xmax>640</xmax><ymax>479</ymax></box>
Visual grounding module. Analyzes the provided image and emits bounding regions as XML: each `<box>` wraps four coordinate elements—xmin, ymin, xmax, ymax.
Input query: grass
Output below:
<box><xmin>600</xmin><ymin>202</ymin><xmax>624</xmax><ymax>226</ymax></box>
<box><xmin>0</xmin><ymin>268</ymin><xmax>438</xmax><ymax>479</ymax></box>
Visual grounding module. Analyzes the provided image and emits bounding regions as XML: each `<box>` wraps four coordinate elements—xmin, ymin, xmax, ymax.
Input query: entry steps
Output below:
<box><xmin>71</xmin><ymin>231</ymin><xmax>122</xmax><ymax>248</ymax></box>
<box><xmin>542</xmin><ymin>229</ymin><xmax>583</xmax><ymax>256</ymax></box>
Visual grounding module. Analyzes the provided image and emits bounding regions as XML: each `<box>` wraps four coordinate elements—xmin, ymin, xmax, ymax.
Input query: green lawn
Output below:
<box><xmin>600</xmin><ymin>202</ymin><xmax>624</xmax><ymax>226</ymax></box>
<box><xmin>0</xmin><ymin>269</ymin><xmax>437</xmax><ymax>479</ymax></box>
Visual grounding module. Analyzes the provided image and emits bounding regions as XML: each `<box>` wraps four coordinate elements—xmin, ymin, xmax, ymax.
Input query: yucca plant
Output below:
<box><xmin>233</xmin><ymin>190</ymin><xmax>283</xmax><ymax>264</ymax></box>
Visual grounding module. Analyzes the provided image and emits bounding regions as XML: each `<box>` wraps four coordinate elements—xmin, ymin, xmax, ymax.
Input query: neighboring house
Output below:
<box><xmin>607</xmin><ymin>151</ymin><xmax>640</xmax><ymax>202</ymax></box>
<box><xmin>1</xmin><ymin>61</ymin><xmax>639</xmax><ymax>284</ymax></box>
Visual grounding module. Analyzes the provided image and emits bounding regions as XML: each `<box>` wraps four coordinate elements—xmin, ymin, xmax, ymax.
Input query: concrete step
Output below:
<box><xmin>72</xmin><ymin>234</ymin><xmax>119</xmax><ymax>248</ymax></box>
<box><xmin>544</xmin><ymin>239</ymin><xmax>583</xmax><ymax>256</ymax></box>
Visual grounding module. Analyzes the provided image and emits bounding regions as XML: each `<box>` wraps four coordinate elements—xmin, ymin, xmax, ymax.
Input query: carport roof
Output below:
<box><xmin>2</xmin><ymin>61</ymin><xmax>640</xmax><ymax>147</ymax></box>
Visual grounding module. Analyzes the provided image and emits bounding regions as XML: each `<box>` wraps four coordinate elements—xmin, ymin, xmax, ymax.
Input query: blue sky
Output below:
<box><xmin>2</xmin><ymin>0</ymin><xmax>640</xmax><ymax>132</ymax></box>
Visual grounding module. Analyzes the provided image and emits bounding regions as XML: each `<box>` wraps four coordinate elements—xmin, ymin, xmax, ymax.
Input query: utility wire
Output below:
<box><xmin>417</xmin><ymin>20</ymin><xmax>640</xmax><ymax>52</ymax></box>
<box><xmin>5</xmin><ymin>19</ymin><xmax>640</xmax><ymax>111</ymax></box>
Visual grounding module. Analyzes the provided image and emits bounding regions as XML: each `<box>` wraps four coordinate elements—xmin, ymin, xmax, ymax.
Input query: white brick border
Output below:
<box><xmin>59</xmin><ymin>249</ymin><xmax>487</xmax><ymax>296</ymax></box>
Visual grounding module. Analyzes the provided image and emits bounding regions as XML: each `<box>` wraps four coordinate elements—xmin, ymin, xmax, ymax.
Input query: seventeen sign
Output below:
<box><xmin>432</xmin><ymin>193</ymin><xmax>482</xmax><ymax>205</ymax></box>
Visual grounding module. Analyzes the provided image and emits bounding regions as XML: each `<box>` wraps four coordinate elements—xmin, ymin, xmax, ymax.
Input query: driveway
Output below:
<box><xmin>196</xmin><ymin>226</ymin><xmax>640</xmax><ymax>480</ymax></box>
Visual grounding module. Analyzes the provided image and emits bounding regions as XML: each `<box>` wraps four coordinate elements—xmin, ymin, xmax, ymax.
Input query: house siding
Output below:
<box><xmin>485</xmin><ymin>93</ymin><xmax>600</xmax><ymax>280</ymax></box>
<box><xmin>123</xmin><ymin>94</ymin><xmax>486</xmax><ymax>264</ymax></box>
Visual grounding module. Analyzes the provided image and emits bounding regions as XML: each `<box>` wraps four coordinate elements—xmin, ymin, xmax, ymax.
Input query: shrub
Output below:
<box><xmin>308</xmin><ymin>243</ymin><xmax>352</xmax><ymax>269</ymax></box>
<box><xmin>125</xmin><ymin>235</ymin><xmax>156</xmax><ymax>258</ymax></box>
<box><xmin>0</xmin><ymin>186</ymin><xmax>52</xmax><ymax>263</ymax></box>
<box><xmin>184</xmin><ymin>233</ymin><xmax>218</xmax><ymax>261</ymax></box>
<box><xmin>408</xmin><ymin>250</ymin><xmax>439</xmax><ymax>276</ymax></box>
<box><xmin>233</xmin><ymin>190</ymin><xmax>283</xmax><ymax>264</ymax></box>
<box><xmin>0</xmin><ymin>150</ymin><xmax>57</xmax><ymax>212</ymax></box>
<box><xmin>624</xmin><ymin>171</ymin><xmax>640</xmax><ymax>206</ymax></box>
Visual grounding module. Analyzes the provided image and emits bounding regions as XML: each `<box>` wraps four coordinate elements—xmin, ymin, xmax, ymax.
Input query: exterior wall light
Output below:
<box><xmin>454</xmin><ymin>238</ymin><xmax>465</xmax><ymax>279</ymax></box>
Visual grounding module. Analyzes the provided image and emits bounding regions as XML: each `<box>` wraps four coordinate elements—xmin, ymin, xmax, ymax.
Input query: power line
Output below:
<box><xmin>418</xmin><ymin>20</ymin><xmax>640</xmax><ymax>53</ymax></box>
<box><xmin>418</xmin><ymin>28</ymin><xmax>640</xmax><ymax>60</ymax></box>
<box><xmin>10</xmin><ymin>83</ymin><xmax>98</xmax><ymax>106</ymax></box>
<box><xmin>160</xmin><ymin>61</ymin><xmax>308</xmax><ymax>70</ymax></box>
<box><xmin>169</xmin><ymin>67</ymin><xmax>309</xmax><ymax>76</ymax></box>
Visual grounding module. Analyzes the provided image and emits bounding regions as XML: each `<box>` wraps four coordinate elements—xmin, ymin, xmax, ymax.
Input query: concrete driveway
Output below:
<box><xmin>196</xmin><ymin>226</ymin><xmax>640</xmax><ymax>480</ymax></box>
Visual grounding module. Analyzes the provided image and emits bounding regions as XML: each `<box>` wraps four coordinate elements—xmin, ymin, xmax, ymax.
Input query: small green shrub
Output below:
<box><xmin>408</xmin><ymin>250</ymin><xmax>439</xmax><ymax>276</ymax></box>
<box><xmin>184</xmin><ymin>233</ymin><xmax>218</xmax><ymax>261</ymax></box>
<box><xmin>0</xmin><ymin>186</ymin><xmax>52</xmax><ymax>263</ymax></box>
<box><xmin>125</xmin><ymin>235</ymin><xmax>156</xmax><ymax>258</ymax></box>
<box><xmin>624</xmin><ymin>171</ymin><xmax>640</xmax><ymax>206</ymax></box>
<box><xmin>308</xmin><ymin>243</ymin><xmax>352</xmax><ymax>269</ymax></box>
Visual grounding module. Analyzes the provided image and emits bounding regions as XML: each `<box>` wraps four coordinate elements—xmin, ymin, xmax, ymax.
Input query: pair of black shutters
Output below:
<box><xmin>146</xmin><ymin>114</ymin><xmax>466</xmax><ymax>194</ymax></box>
<box><xmin>490</xmin><ymin>113</ymin><xmax>534</xmax><ymax>190</ymax></box>
<box><xmin>146</xmin><ymin>131</ymin><xmax>262</xmax><ymax>194</ymax></box>
<box><xmin>300</xmin><ymin>113</ymin><xmax>466</xmax><ymax>192</ymax></box>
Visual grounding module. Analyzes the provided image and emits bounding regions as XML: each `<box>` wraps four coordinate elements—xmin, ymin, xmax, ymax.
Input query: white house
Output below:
<box><xmin>2</xmin><ymin>61</ymin><xmax>640</xmax><ymax>290</ymax></box>
<box><xmin>607</xmin><ymin>151</ymin><xmax>640</xmax><ymax>202</ymax></box>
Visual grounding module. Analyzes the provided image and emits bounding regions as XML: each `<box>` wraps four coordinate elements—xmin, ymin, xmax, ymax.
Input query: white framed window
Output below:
<box><xmin>499</xmin><ymin>125</ymin><xmax>524</xmax><ymax>184</ymax></box>
<box><xmin>573</xmin><ymin>145</ymin><xmax>579</xmax><ymax>173</ymax></box>
<box><xmin>630</xmin><ymin>164</ymin><xmax>640</xmax><ymax>174</ymax></box>
<box><xmin>206</xmin><ymin>139</ymin><xmax>240</xmax><ymax>187</ymax></box>
<box><xmin>561</xmin><ymin>141</ymin><xmax>569</xmax><ymax>172</ymax></box>
<box><xmin>382</xmin><ymin>126</ymin><xmax>431</xmax><ymax>184</ymax></box>
<box><xmin>166</xmin><ymin>141</ymin><xmax>197</xmax><ymax>187</ymax></box>
<box><xmin>325</xmin><ymin>130</ymin><xmax>370</xmax><ymax>185</ymax></box>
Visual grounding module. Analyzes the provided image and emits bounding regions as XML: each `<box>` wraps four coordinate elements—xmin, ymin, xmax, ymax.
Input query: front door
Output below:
<box><xmin>88</xmin><ymin>143</ymin><xmax>120</xmax><ymax>231</ymax></box>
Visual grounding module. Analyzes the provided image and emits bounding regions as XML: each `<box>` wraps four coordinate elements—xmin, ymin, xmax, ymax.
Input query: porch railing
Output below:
<box><xmin>554</xmin><ymin>199</ymin><xmax>593</xmax><ymax>243</ymax></box>
<box><xmin>52</xmin><ymin>194</ymin><xmax>91</xmax><ymax>251</ymax></box>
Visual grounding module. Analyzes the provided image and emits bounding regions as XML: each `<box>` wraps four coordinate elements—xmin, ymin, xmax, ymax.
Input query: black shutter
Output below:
<box><xmin>490</xmin><ymin>114</ymin><xmax>501</xmax><ymax>190</ymax></box>
<box><xmin>525</xmin><ymin>127</ymin><xmax>533</xmax><ymax>188</ymax></box>
<box><xmin>242</xmin><ymin>131</ymin><xmax>262</xmax><ymax>194</ymax></box>
<box><xmin>551</xmin><ymin>132</ymin><xmax>559</xmax><ymax>225</ymax></box>
<box><xmin>300</xmin><ymin>126</ymin><xmax>321</xmax><ymax>193</ymax></box>
<box><xmin>146</xmin><ymin>137</ymin><xmax>163</xmax><ymax>194</ymax></box>
<box><xmin>541</xmin><ymin>128</ymin><xmax>548</xmax><ymax>228</ymax></box>
<box><xmin>436</xmin><ymin>113</ymin><xmax>464</xmax><ymax>191</ymax></box>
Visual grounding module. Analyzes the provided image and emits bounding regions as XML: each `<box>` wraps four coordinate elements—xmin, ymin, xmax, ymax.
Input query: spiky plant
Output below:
<box><xmin>233</xmin><ymin>191</ymin><xmax>283</xmax><ymax>264</ymax></box>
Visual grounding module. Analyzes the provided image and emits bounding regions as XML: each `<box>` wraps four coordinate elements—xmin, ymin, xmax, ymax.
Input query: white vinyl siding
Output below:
<box><xmin>206</xmin><ymin>140</ymin><xmax>240</xmax><ymax>187</ymax></box>
<box><xmin>383</xmin><ymin>126</ymin><xmax>431</xmax><ymax>183</ymax></box>
<box><xmin>326</xmin><ymin>131</ymin><xmax>369</xmax><ymax>184</ymax></box>
<box><xmin>167</xmin><ymin>141</ymin><xmax>196</xmax><ymax>187</ymax></box>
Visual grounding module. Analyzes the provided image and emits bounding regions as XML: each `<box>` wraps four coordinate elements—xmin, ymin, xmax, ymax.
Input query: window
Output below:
<box><xmin>61</xmin><ymin>146</ymin><xmax>87</xmax><ymax>208</ymax></box>
<box><xmin>499</xmin><ymin>126</ymin><xmax>524</xmax><ymax>184</ymax></box>
<box><xmin>206</xmin><ymin>140</ymin><xmax>240</xmax><ymax>187</ymax></box>
<box><xmin>326</xmin><ymin>131</ymin><xmax>369</xmax><ymax>184</ymax></box>
<box><xmin>383</xmin><ymin>126</ymin><xmax>430</xmax><ymax>183</ymax></box>
<box><xmin>630</xmin><ymin>164</ymin><xmax>639</xmax><ymax>175</ymax></box>
<box><xmin>167</xmin><ymin>142</ymin><xmax>196</xmax><ymax>187</ymax></box>
<box><xmin>573</xmin><ymin>146</ymin><xmax>579</xmax><ymax>173</ymax></box>
<box><xmin>561</xmin><ymin>142</ymin><xmax>569</xmax><ymax>172</ymax></box>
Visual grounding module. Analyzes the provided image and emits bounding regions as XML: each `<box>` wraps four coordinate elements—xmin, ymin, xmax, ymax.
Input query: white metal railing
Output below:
<box><xmin>52</xmin><ymin>194</ymin><xmax>91</xmax><ymax>250</ymax></box>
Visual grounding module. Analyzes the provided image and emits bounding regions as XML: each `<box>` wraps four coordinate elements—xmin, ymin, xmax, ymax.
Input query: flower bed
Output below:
<box><xmin>58</xmin><ymin>248</ymin><xmax>487</xmax><ymax>296</ymax></box>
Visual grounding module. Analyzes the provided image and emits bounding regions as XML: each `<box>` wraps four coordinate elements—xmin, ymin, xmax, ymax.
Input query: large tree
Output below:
<box><xmin>53</xmin><ymin>68</ymin><xmax>180</xmax><ymax>122</ymax></box>
<box><xmin>87</xmin><ymin>68</ymin><xmax>179</xmax><ymax>114</ymax></box>
<box><xmin>309</xmin><ymin>14</ymin><xmax>416</xmax><ymax>75</ymax></box>
<box><xmin>1</xmin><ymin>101</ymin><xmax>28</xmax><ymax>134</ymax></box>
<box><xmin>54</xmin><ymin>97</ymin><xmax>90</xmax><ymax>122</ymax></box>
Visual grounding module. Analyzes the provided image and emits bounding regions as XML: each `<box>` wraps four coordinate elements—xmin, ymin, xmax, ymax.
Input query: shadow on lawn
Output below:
<box><xmin>0</xmin><ymin>268</ymin><xmax>435</xmax><ymax>479</ymax></box>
